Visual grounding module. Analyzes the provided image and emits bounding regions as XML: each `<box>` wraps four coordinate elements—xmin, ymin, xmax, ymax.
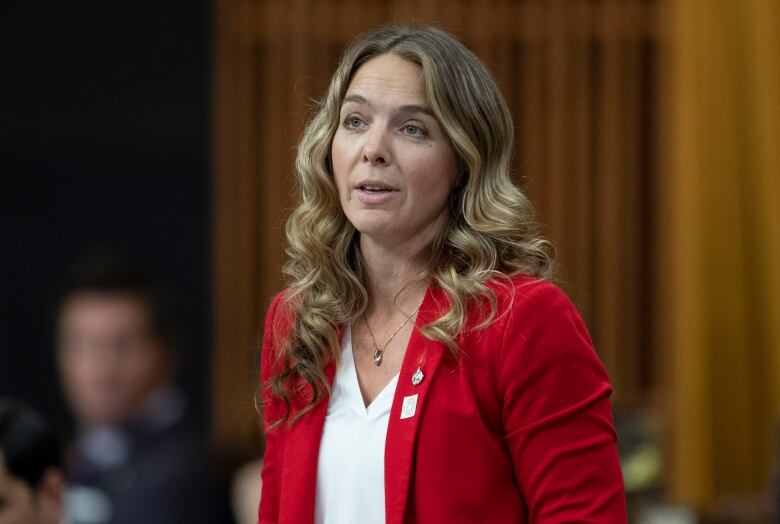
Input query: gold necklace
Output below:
<box><xmin>363</xmin><ymin>305</ymin><xmax>421</xmax><ymax>366</ymax></box>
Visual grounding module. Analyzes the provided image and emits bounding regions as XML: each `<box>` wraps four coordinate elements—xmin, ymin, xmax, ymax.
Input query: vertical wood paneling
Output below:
<box><xmin>212</xmin><ymin>0</ymin><xmax>264</xmax><ymax>460</ymax></box>
<box><xmin>545</xmin><ymin>0</ymin><xmax>568</xmax><ymax>281</ymax></box>
<box><xmin>213</xmin><ymin>0</ymin><xmax>659</xmax><ymax>461</ymax></box>
<box><xmin>620</xmin><ymin>6</ymin><xmax>644</xmax><ymax>403</ymax></box>
<box><xmin>519</xmin><ymin>1</ymin><xmax>547</xmax><ymax>211</ymax></box>
<box><xmin>659</xmin><ymin>0</ymin><xmax>780</xmax><ymax>510</ymax></box>
<box><xmin>594</xmin><ymin>0</ymin><xmax>623</xmax><ymax>395</ymax></box>
<box><xmin>256</xmin><ymin>0</ymin><xmax>287</xmax><ymax>299</ymax></box>
<box><xmin>571</xmin><ymin>1</ymin><xmax>595</xmax><ymax>310</ymax></box>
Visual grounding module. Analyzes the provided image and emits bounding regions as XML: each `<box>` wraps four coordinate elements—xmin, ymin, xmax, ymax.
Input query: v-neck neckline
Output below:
<box><xmin>344</xmin><ymin>327</ymin><xmax>399</xmax><ymax>415</ymax></box>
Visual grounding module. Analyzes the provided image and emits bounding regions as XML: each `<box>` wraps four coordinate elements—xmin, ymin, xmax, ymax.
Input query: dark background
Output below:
<box><xmin>0</xmin><ymin>0</ymin><xmax>212</xmax><ymax>434</ymax></box>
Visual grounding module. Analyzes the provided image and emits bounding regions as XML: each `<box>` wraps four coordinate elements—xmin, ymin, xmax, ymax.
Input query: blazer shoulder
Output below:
<box><xmin>485</xmin><ymin>275</ymin><xmax>596</xmax><ymax>362</ymax></box>
<box><xmin>487</xmin><ymin>273</ymin><xmax>573</xmax><ymax>313</ymax></box>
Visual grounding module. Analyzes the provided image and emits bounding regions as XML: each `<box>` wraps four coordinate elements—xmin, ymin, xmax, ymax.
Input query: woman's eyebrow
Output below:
<box><xmin>342</xmin><ymin>94</ymin><xmax>433</xmax><ymax>117</ymax></box>
<box><xmin>396</xmin><ymin>104</ymin><xmax>434</xmax><ymax>117</ymax></box>
<box><xmin>343</xmin><ymin>94</ymin><xmax>370</xmax><ymax>106</ymax></box>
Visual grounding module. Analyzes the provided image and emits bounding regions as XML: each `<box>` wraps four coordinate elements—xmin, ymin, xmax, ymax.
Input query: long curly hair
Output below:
<box><xmin>268</xmin><ymin>25</ymin><xmax>554</xmax><ymax>426</ymax></box>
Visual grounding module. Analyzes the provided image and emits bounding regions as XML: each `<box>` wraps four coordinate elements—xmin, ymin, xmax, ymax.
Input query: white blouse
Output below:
<box><xmin>314</xmin><ymin>328</ymin><xmax>399</xmax><ymax>524</ymax></box>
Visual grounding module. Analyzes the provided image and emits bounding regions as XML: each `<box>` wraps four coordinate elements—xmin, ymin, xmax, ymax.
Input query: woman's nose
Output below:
<box><xmin>361</xmin><ymin>127</ymin><xmax>391</xmax><ymax>166</ymax></box>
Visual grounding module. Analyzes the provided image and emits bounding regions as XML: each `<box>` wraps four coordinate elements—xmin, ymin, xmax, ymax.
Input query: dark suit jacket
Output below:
<box><xmin>259</xmin><ymin>275</ymin><xmax>627</xmax><ymax>523</ymax></box>
<box><xmin>68</xmin><ymin>397</ymin><xmax>232</xmax><ymax>524</ymax></box>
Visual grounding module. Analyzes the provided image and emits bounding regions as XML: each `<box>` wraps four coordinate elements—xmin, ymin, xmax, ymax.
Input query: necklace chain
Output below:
<box><xmin>363</xmin><ymin>304</ymin><xmax>421</xmax><ymax>366</ymax></box>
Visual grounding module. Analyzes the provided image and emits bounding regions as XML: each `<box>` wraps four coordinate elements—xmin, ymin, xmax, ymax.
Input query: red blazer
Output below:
<box><xmin>258</xmin><ymin>275</ymin><xmax>627</xmax><ymax>523</ymax></box>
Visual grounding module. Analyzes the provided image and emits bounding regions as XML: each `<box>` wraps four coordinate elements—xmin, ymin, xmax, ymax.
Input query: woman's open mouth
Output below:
<box><xmin>355</xmin><ymin>183</ymin><xmax>398</xmax><ymax>204</ymax></box>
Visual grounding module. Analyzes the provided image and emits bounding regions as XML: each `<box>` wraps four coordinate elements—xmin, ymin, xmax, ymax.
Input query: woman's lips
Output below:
<box><xmin>354</xmin><ymin>185</ymin><xmax>398</xmax><ymax>205</ymax></box>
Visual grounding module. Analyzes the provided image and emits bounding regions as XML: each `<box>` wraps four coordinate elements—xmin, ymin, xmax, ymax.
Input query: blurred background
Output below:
<box><xmin>2</xmin><ymin>0</ymin><xmax>778</xmax><ymax>523</ymax></box>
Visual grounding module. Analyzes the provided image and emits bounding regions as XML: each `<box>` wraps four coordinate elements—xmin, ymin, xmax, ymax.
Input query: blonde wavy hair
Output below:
<box><xmin>269</xmin><ymin>25</ymin><xmax>554</xmax><ymax>425</ymax></box>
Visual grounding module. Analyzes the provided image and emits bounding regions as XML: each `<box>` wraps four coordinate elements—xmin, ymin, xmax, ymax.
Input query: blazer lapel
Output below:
<box><xmin>384</xmin><ymin>287</ymin><xmax>448</xmax><ymax>524</ymax></box>
<box><xmin>279</xmin><ymin>360</ymin><xmax>336</xmax><ymax>524</ymax></box>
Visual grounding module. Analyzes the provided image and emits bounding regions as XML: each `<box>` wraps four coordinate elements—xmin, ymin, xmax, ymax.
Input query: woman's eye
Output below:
<box><xmin>403</xmin><ymin>124</ymin><xmax>426</xmax><ymax>137</ymax></box>
<box><xmin>344</xmin><ymin>116</ymin><xmax>365</xmax><ymax>129</ymax></box>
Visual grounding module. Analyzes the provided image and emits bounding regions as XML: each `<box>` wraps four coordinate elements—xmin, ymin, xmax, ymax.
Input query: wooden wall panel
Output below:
<box><xmin>213</xmin><ymin>0</ymin><xmax>659</xmax><ymax>461</ymax></box>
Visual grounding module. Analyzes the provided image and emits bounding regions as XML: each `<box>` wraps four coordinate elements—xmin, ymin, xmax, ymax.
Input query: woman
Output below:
<box><xmin>258</xmin><ymin>25</ymin><xmax>627</xmax><ymax>524</ymax></box>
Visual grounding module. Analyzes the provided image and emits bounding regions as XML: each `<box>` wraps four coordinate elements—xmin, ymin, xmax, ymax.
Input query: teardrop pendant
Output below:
<box><xmin>373</xmin><ymin>349</ymin><xmax>383</xmax><ymax>366</ymax></box>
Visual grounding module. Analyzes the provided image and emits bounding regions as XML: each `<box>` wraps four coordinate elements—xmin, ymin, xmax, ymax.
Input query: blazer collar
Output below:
<box><xmin>384</xmin><ymin>285</ymin><xmax>449</xmax><ymax>524</ymax></box>
<box><xmin>278</xmin><ymin>286</ymin><xmax>448</xmax><ymax>524</ymax></box>
<box><xmin>279</xmin><ymin>359</ymin><xmax>336</xmax><ymax>524</ymax></box>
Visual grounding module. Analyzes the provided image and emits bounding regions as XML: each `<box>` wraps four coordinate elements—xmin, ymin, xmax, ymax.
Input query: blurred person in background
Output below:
<box><xmin>0</xmin><ymin>398</ymin><xmax>65</xmax><ymax>524</ymax></box>
<box><xmin>54</xmin><ymin>254</ymin><xmax>231</xmax><ymax>524</ymax></box>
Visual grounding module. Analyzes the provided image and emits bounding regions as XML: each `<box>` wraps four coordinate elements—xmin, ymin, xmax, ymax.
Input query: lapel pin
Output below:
<box><xmin>411</xmin><ymin>367</ymin><xmax>424</xmax><ymax>386</ymax></box>
<box><xmin>400</xmin><ymin>394</ymin><xmax>418</xmax><ymax>419</ymax></box>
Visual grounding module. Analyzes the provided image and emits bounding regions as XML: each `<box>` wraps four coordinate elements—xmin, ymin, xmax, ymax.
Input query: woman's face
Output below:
<box><xmin>331</xmin><ymin>53</ymin><xmax>459</xmax><ymax>248</ymax></box>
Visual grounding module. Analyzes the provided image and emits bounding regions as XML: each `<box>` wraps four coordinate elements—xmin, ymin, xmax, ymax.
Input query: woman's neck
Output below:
<box><xmin>360</xmin><ymin>236</ymin><xmax>430</xmax><ymax>318</ymax></box>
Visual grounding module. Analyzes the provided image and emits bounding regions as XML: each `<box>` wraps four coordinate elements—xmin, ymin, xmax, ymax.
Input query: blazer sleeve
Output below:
<box><xmin>499</xmin><ymin>281</ymin><xmax>627</xmax><ymax>523</ymax></box>
<box><xmin>258</xmin><ymin>292</ymin><xmax>285</xmax><ymax>524</ymax></box>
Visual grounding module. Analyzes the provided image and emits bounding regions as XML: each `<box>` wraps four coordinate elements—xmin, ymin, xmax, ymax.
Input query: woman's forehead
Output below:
<box><xmin>344</xmin><ymin>54</ymin><xmax>427</xmax><ymax>107</ymax></box>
